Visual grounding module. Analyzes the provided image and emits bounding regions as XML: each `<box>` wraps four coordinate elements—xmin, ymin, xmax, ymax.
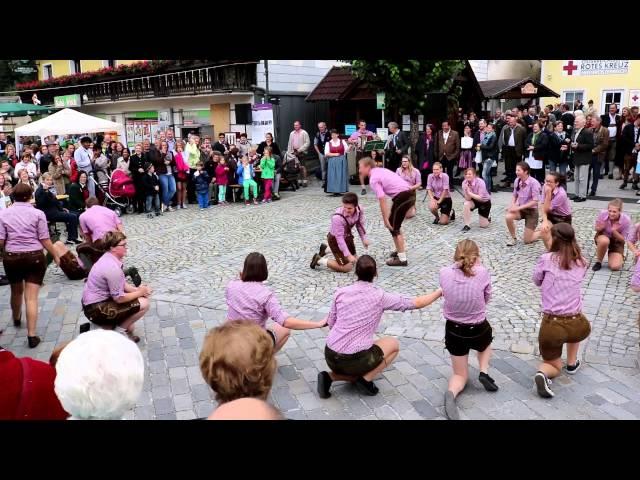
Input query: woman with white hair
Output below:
<box><xmin>54</xmin><ymin>329</ymin><xmax>144</xmax><ymax>420</ymax></box>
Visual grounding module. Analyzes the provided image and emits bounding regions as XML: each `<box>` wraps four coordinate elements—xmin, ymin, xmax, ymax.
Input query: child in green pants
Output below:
<box><xmin>237</xmin><ymin>156</ymin><xmax>259</xmax><ymax>205</ymax></box>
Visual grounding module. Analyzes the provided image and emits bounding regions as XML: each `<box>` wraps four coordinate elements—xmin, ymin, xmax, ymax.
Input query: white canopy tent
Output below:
<box><xmin>14</xmin><ymin>108</ymin><xmax>125</xmax><ymax>145</ymax></box>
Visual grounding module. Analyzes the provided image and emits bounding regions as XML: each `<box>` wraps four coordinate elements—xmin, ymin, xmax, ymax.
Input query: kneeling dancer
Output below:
<box><xmin>317</xmin><ymin>255</ymin><xmax>442</xmax><ymax>398</ymax></box>
<box><xmin>592</xmin><ymin>198</ymin><xmax>630</xmax><ymax>272</ymax></box>
<box><xmin>440</xmin><ymin>239</ymin><xmax>497</xmax><ymax>420</ymax></box>
<box><xmin>426</xmin><ymin>162</ymin><xmax>455</xmax><ymax>225</ymax></box>
<box><xmin>532</xmin><ymin>172</ymin><xmax>572</xmax><ymax>250</ymax></box>
<box><xmin>532</xmin><ymin>223</ymin><xmax>590</xmax><ymax>398</ymax></box>
<box><xmin>505</xmin><ymin>161</ymin><xmax>541</xmax><ymax>246</ymax></box>
<box><xmin>461</xmin><ymin>167</ymin><xmax>491</xmax><ymax>232</ymax></box>
<box><xmin>310</xmin><ymin>192</ymin><xmax>369</xmax><ymax>273</ymax></box>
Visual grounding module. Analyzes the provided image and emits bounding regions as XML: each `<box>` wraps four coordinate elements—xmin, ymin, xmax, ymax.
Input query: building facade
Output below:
<box><xmin>539</xmin><ymin>60</ymin><xmax>639</xmax><ymax>115</ymax></box>
<box><xmin>23</xmin><ymin>60</ymin><xmax>340</xmax><ymax>148</ymax></box>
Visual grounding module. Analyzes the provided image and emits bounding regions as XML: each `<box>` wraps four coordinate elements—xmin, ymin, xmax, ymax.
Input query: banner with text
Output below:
<box><xmin>251</xmin><ymin>104</ymin><xmax>274</xmax><ymax>143</ymax></box>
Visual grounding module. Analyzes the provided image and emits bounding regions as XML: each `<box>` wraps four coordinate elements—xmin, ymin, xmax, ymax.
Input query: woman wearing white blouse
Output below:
<box><xmin>324</xmin><ymin>129</ymin><xmax>351</xmax><ymax>196</ymax></box>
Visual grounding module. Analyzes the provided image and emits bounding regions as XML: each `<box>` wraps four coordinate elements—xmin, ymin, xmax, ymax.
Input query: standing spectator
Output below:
<box><xmin>116</xmin><ymin>147</ymin><xmax>131</xmax><ymax>176</ymax></box>
<box><xmin>548</xmin><ymin>121</ymin><xmax>570</xmax><ymax>175</ymax></box>
<box><xmin>434</xmin><ymin>121</ymin><xmax>461</xmax><ymax>189</ymax></box>
<box><xmin>570</xmin><ymin>116</ymin><xmax>595</xmax><ymax>203</ymax></box>
<box><xmin>194</xmin><ymin>161</ymin><xmax>211</xmax><ymax>210</ymax></box>
<box><xmin>589</xmin><ymin>116</ymin><xmax>609</xmax><ymax>197</ymax></box>
<box><xmin>155</xmin><ymin>141</ymin><xmax>176</xmax><ymax>212</ymax></box>
<box><xmin>458</xmin><ymin>125</ymin><xmax>474</xmax><ymax>177</ymax></box>
<box><xmin>204</xmin><ymin>149</ymin><xmax>219</xmax><ymax>205</ymax></box>
<box><xmin>213</xmin><ymin>133</ymin><xmax>230</xmax><ymax>155</ymax></box>
<box><xmin>215</xmin><ymin>157</ymin><xmax>229</xmax><ymax>205</ymax></box>
<box><xmin>416</xmin><ymin>124</ymin><xmax>436</xmax><ymax>187</ymax></box>
<box><xmin>286</xmin><ymin>121</ymin><xmax>311</xmax><ymax>187</ymax></box>
<box><xmin>525</xmin><ymin>121</ymin><xmax>549</xmax><ymax>183</ymax></box>
<box><xmin>259</xmin><ymin>147</ymin><xmax>275</xmax><ymax>203</ymax></box>
<box><xmin>74</xmin><ymin>136</ymin><xmax>95</xmax><ymax>198</ymax></box>
<box><xmin>493</xmin><ymin>110</ymin><xmax>506</xmax><ymax>137</ymax></box>
<box><xmin>543</xmin><ymin>105</ymin><xmax>556</xmax><ymax>124</ymax></box>
<box><xmin>174</xmin><ymin>141</ymin><xmax>190</xmax><ymax>209</ymax></box>
<box><xmin>48</xmin><ymin>154</ymin><xmax>71</xmax><ymax>196</ymax></box>
<box><xmin>14</xmin><ymin>152</ymin><xmax>38</xmax><ymax>181</ymax></box>
<box><xmin>236</xmin><ymin>133</ymin><xmax>251</xmax><ymax>158</ymax></box>
<box><xmin>68</xmin><ymin>171</ymin><xmax>90</xmax><ymax>215</ymax></box>
<box><xmin>142</xmin><ymin>163</ymin><xmax>161</xmax><ymax>218</ymax></box>
<box><xmin>465</xmin><ymin>112</ymin><xmax>478</xmax><ymax>134</ymax></box>
<box><xmin>620</xmin><ymin>116</ymin><xmax>640</xmax><ymax>190</ymax></box>
<box><xmin>129</xmin><ymin>144</ymin><xmax>146</xmax><ymax>214</ymax></box>
<box><xmin>165</xmin><ymin>128</ymin><xmax>176</xmax><ymax>152</ymax></box>
<box><xmin>185</xmin><ymin>135</ymin><xmax>201</xmax><ymax>204</ymax></box>
<box><xmin>614</xmin><ymin>107</ymin><xmax>633</xmax><ymax>180</ymax></box>
<box><xmin>314</xmin><ymin>122</ymin><xmax>331</xmax><ymax>189</ymax></box>
<box><xmin>559</xmin><ymin>103</ymin><xmax>575</xmax><ymax>136</ymax></box>
<box><xmin>478</xmin><ymin>123</ymin><xmax>498</xmax><ymax>193</ymax></box>
<box><xmin>34</xmin><ymin>173</ymin><xmax>81</xmax><ymax>245</ymax></box>
<box><xmin>586</xmin><ymin>99</ymin><xmax>598</xmax><ymax>117</ymax></box>
<box><xmin>0</xmin><ymin>183</ymin><xmax>60</xmax><ymax>348</ymax></box>
<box><xmin>2</xmin><ymin>144</ymin><xmax>18</xmax><ymax>168</ymax></box>
<box><xmin>40</xmin><ymin>143</ymin><xmax>57</xmax><ymax>174</ymax></box>
<box><xmin>600</xmin><ymin>103</ymin><xmax>622</xmax><ymax>179</ymax></box>
<box><xmin>574</xmin><ymin>99</ymin><xmax>584</xmax><ymax>111</ymax></box>
<box><xmin>499</xmin><ymin>114</ymin><xmax>526</xmax><ymax>188</ymax></box>
<box><xmin>0</xmin><ymin>132</ymin><xmax>6</xmax><ymax>156</ymax></box>
<box><xmin>348</xmin><ymin>120</ymin><xmax>377</xmax><ymax>195</ymax></box>
<box><xmin>395</xmin><ymin>155</ymin><xmax>421</xmax><ymax>218</ymax></box>
<box><xmin>384</xmin><ymin>121</ymin><xmax>409</xmax><ymax>173</ymax></box>
<box><xmin>324</xmin><ymin>129</ymin><xmax>350</xmax><ymax>196</ymax></box>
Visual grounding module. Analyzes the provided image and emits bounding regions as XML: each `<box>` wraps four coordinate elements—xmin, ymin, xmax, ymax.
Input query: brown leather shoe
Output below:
<box><xmin>386</xmin><ymin>257</ymin><xmax>408</xmax><ymax>267</ymax></box>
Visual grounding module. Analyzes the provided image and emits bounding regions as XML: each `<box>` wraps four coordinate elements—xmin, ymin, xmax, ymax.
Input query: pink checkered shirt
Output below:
<box><xmin>427</xmin><ymin>172</ymin><xmax>450</xmax><ymax>199</ymax></box>
<box><xmin>462</xmin><ymin>177</ymin><xmax>490</xmax><ymax>202</ymax></box>
<box><xmin>369</xmin><ymin>167</ymin><xmax>411</xmax><ymax>200</ymax></box>
<box><xmin>396</xmin><ymin>167</ymin><xmax>421</xmax><ymax>187</ymax></box>
<box><xmin>532</xmin><ymin>252</ymin><xmax>586</xmax><ymax>315</ymax></box>
<box><xmin>543</xmin><ymin>186</ymin><xmax>572</xmax><ymax>217</ymax></box>
<box><xmin>512</xmin><ymin>176</ymin><xmax>541</xmax><ymax>206</ymax></box>
<box><xmin>0</xmin><ymin>202</ymin><xmax>49</xmax><ymax>253</ymax></box>
<box><xmin>329</xmin><ymin>206</ymin><xmax>367</xmax><ymax>258</ymax></box>
<box><xmin>439</xmin><ymin>263</ymin><xmax>491</xmax><ymax>324</ymax></box>
<box><xmin>225</xmin><ymin>279</ymin><xmax>289</xmax><ymax>328</ymax></box>
<box><xmin>595</xmin><ymin>210</ymin><xmax>631</xmax><ymax>239</ymax></box>
<box><xmin>326</xmin><ymin>281</ymin><xmax>415</xmax><ymax>354</ymax></box>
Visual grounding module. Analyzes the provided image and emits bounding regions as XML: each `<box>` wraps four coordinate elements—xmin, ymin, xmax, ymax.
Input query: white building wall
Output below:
<box><xmin>257</xmin><ymin>60</ymin><xmax>345</xmax><ymax>94</ymax></box>
<box><xmin>469</xmin><ymin>60</ymin><xmax>489</xmax><ymax>81</ymax></box>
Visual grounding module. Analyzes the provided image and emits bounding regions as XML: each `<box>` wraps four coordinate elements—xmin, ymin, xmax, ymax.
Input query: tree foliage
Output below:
<box><xmin>0</xmin><ymin>60</ymin><xmax>37</xmax><ymax>92</ymax></box>
<box><xmin>346</xmin><ymin>60</ymin><xmax>465</xmax><ymax>114</ymax></box>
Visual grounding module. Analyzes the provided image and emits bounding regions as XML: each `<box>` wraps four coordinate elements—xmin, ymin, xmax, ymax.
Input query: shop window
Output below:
<box><xmin>42</xmin><ymin>64</ymin><xmax>53</xmax><ymax>79</ymax></box>
<box><xmin>563</xmin><ymin>91</ymin><xmax>583</xmax><ymax>108</ymax></box>
<box><xmin>602</xmin><ymin>90</ymin><xmax>624</xmax><ymax>115</ymax></box>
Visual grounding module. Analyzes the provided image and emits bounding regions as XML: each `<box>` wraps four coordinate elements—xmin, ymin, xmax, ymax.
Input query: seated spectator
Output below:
<box><xmin>0</xmin><ymin>346</ymin><xmax>69</xmax><ymax>420</ymax></box>
<box><xmin>81</xmin><ymin>231</ymin><xmax>151</xmax><ymax>343</ymax></box>
<box><xmin>35</xmin><ymin>173</ymin><xmax>81</xmax><ymax>245</ymax></box>
<box><xmin>14</xmin><ymin>153</ymin><xmax>38</xmax><ymax>181</ymax></box>
<box><xmin>208</xmin><ymin>398</ymin><xmax>283</xmax><ymax>420</ymax></box>
<box><xmin>53</xmin><ymin>330</ymin><xmax>144</xmax><ymax>419</ymax></box>
<box><xmin>0</xmin><ymin>159</ymin><xmax>14</xmax><ymax>185</ymax></box>
<box><xmin>116</xmin><ymin>148</ymin><xmax>131</xmax><ymax>176</ymax></box>
<box><xmin>0</xmin><ymin>173</ymin><xmax>12</xmax><ymax>208</ymax></box>
<box><xmin>200</xmin><ymin>320</ymin><xmax>282</xmax><ymax>419</ymax></box>
<box><xmin>68</xmin><ymin>171</ymin><xmax>90</xmax><ymax>215</ymax></box>
<box><xmin>1</xmin><ymin>144</ymin><xmax>19</xmax><ymax>167</ymax></box>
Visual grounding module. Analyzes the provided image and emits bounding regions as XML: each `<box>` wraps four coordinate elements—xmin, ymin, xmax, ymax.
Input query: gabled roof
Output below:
<box><xmin>305</xmin><ymin>66</ymin><xmax>374</xmax><ymax>102</ymax></box>
<box><xmin>478</xmin><ymin>77</ymin><xmax>559</xmax><ymax>99</ymax></box>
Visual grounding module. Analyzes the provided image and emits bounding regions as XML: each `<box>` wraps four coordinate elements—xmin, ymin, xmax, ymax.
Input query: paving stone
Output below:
<box><xmin>411</xmin><ymin>400</ymin><xmax>440</xmax><ymax>419</ymax></box>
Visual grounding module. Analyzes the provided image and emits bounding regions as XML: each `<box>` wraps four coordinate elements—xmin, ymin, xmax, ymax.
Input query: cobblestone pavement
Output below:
<box><xmin>1</xmin><ymin>176</ymin><xmax>640</xmax><ymax>420</ymax></box>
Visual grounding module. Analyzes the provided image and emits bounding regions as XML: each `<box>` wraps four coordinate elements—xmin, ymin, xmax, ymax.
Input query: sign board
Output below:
<box><xmin>15</xmin><ymin>67</ymin><xmax>37</xmax><ymax>74</ymax></box>
<box><xmin>630</xmin><ymin>90</ymin><xmax>640</xmax><ymax>107</ymax></box>
<box><xmin>54</xmin><ymin>94</ymin><xmax>81</xmax><ymax>108</ymax></box>
<box><xmin>344</xmin><ymin>124</ymin><xmax>357</xmax><ymax>136</ymax></box>
<box><xmin>158</xmin><ymin>110</ymin><xmax>171</xmax><ymax>131</ymax></box>
<box><xmin>562</xmin><ymin>60</ymin><xmax>630</xmax><ymax>76</ymax></box>
<box><xmin>376</xmin><ymin>128</ymin><xmax>388</xmax><ymax>141</ymax></box>
<box><xmin>251</xmin><ymin>103</ymin><xmax>274</xmax><ymax>143</ymax></box>
<box><xmin>376</xmin><ymin>92</ymin><xmax>385</xmax><ymax>110</ymax></box>
<box><xmin>520</xmin><ymin>82</ymin><xmax>538</xmax><ymax>95</ymax></box>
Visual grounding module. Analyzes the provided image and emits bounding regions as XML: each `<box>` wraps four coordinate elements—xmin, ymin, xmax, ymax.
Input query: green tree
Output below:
<box><xmin>346</xmin><ymin>60</ymin><xmax>466</xmax><ymax>154</ymax></box>
<box><xmin>0</xmin><ymin>60</ymin><xmax>37</xmax><ymax>92</ymax></box>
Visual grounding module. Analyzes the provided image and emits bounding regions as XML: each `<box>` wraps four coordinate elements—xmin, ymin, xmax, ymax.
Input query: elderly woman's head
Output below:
<box><xmin>200</xmin><ymin>320</ymin><xmax>277</xmax><ymax>404</ymax></box>
<box><xmin>53</xmin><ymin>330</ymin><xmax>144</xmax><ymax>419</ymax></box>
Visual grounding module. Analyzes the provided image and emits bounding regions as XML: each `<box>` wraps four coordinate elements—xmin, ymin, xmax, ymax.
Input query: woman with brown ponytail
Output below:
<box><xmin>532</xmin><ymin>223</ymin><xmax>590</xmax><ymax>399</ymax></box>
<box><xmin>439</xmin><ymin>239</ymin><xmax>497</xmax><ymax>420</ymax></box>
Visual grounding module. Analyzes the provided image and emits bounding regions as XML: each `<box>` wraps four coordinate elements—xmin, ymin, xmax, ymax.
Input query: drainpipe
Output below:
<box><xmin>264</xmin><ymin>60</ymin><xmax>270</xmax><ymax>103</ymax></box>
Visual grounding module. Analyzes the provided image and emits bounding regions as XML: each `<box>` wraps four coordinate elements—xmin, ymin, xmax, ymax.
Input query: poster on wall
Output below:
<box><xmin>630</xmin><ymin>90</ymin><xmax>640</xmax><ymax>107</ymax></box>
<box><xmin>126</xmin><ymin>123</ymin><xmax>135</xmax><ymax>148</ymax></box>
<box><xmin>251</xmin><ymin>104</ymin><xmax>274</xmax><ymax>143</ymax></box>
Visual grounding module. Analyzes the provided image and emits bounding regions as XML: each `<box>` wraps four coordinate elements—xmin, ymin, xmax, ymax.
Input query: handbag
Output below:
<box><xmin>474</xmin><ymin>150</ymin><xmax>483</xmax><ymax>164</ymax></box>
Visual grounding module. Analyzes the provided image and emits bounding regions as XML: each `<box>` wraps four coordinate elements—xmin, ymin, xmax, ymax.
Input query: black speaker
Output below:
<box><xmin>235</xmin><ymin>104</ymin><xmax>252</xmax><ymax>124</ymax></box>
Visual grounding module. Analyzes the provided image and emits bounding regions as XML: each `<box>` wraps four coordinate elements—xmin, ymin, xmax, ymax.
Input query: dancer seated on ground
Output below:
<box><xmin>592</xmin><ymin>198</ymin><xmax>631</xmax><ymax>272</ymax></box>
<box><xmin>225</xmin><ymin>252</ymin><xmax>326</xmax><ymax>352</ymax></box>
<box><xmin>81</xmin><ymin>231</ymin><xmax>151</xmax><ymax>343</ymax></box>
<box><xmin>427</xmin><ymin>162</ymin><xmax>455</xmax><ymax>225</ymax></box>
<box><xmin>439</xmin><ymin>240</ymin><xmax>497</xmax><ymax>421</ymax></box>
<box><xmin>310</xmin><ymin>192</ymin><xmax>369</xmax><ymax>273</ymax></box>
<box><xmin>396</xmin><ymin>155</ymin><xmax>421</xmax><ymax>218</ymax></box>
<box><xmin>199</xmin><ymin>320</ymin><xmax>283</xmax><ymax>420</ymax></box>
<box><xmin>533</xmin><ymin>223</ymin><xmax>590</xmax><ymax>399</ymax></box>
<box><xmin>505</xmin><ymin>161</ymin><xmax>541</xmax><ymax>246</ymax></box>
<box><xmin>54</xmin><ymin>330</ymin><xmax>144</xmax><ymax>419</ymax></box>
<box><xmin>461</xmin><ymin>167</ymin><xmax>491</xmax><ymax>232</ymax></box>
<box><xmin>532</xmin><ymin>172</ymin><xmax>572</xmax><ymax>250</ymax></box>
<box><xmin>34</xmin><ymin>173</ymin><xmax>81</xmax><ymax>245</ymax></box>
<box><xmin>0</xmin><ymin>346</ymin><xmax>69</xmax><ymax>420</ymax></box>
<box><xmin>317</xmin><ymin>255</ymin><xmax>442</xmax><ymax>398</ymax></box>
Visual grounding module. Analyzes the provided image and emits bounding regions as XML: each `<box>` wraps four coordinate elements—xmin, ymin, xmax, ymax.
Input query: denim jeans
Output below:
<box><xmin>159</xmin><ymin>173</ymin><xmax>176</xmax><ymax>206</ymax></box>
<box><xmin>548</xmin><ymin>160</ymin><xmax>568</xmax><ymax>176</ymax></box>
<box><xmin>273</xmin><ymin>172</ymin><xmax>281</xmax><ymax>194</ymax></box>
<box><xmin>197</xmin><ymin>191</ymin><xmax>209</xmax><ymax>208</ymax></box>
<box><xmin>482</xmin><ymin>159</ymin><xmax>493</xmax><ymax>191</ymax></box>
<box><xmin>145</xmin><ymin>194</ymin><xmax>160</xmax><ymax>213</ymax></box>
<box><xmin>588</xmin><ymin>155</ymin><xmax>601</xmax><ymax>195</ymax></box>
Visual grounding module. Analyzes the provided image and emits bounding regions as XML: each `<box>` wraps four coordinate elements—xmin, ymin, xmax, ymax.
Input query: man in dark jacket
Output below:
<box><xmin>384</xmin><ymin>122</ymin><xmax>409</xmax><ymax>172</ymax></box>
<box><xmin>35</xmin><ymin>173</ymin><xmax>81</xmax><ymax>244</ymax></box>
<box><xmin>560</xmin><ymin>104</ymin><xmax>575</xmax><ymax>135</ymax></box>
<box><xmin>589</xmin><ymin>116</ymin><xmax>609</xmax><ymax>196</ymax></box>
<box><xmin>570</xmin><ymin>116</ymin><xmax>594</xmax><ymax>202</ymax></box>
<box><xmin>620</xmin><ymin>116</ymin><xmax>640</xmax><ymax>191</ymax></box>
<box><xmin>600</xmin><ymin>104</ymin><xmax>622</xmax><ymax>179</ymax></box>
<box><xmin>500</xmin><ymin>114</ymin><xmax>527</xmax><ymax>187</ymax></box>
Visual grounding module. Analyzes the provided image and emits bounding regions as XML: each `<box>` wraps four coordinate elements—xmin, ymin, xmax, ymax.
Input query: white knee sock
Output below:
<box><xmin>318</xmin><ymin>257</ymin><xmax>329</xmax><ymax>268</ymax></box>
<box><xmin>398</xmin><ymin>252</ymin><xmax>407</xmax><ymax>262</ymax></box>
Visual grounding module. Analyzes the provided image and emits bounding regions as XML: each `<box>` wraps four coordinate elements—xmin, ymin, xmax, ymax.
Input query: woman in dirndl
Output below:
<box><xmin>458</xmin><ymin>125</ymin><xmax>474</xmax><ymax>177</ymax></box>
<box><xmin>325</xmin><ymin>129</ymin><xmax>351</xmax><ymax>196</ymax></box>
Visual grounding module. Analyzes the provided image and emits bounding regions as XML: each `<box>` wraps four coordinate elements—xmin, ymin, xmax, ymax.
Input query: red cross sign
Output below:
<box><xmin>563</xmin><ymin>60</ymin><xmax>578</xmax><ymax>75</ymax></box>
<box><xmin>633</xmin><ymin>94</ymin><xmax>639</xmax><ymax>102</ymax></box>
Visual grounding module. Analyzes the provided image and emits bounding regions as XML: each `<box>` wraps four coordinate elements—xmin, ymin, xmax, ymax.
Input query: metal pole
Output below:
<box><xmin>264</xmin><ymin>60</ymin><xmax>269</xmax><ymax>103</ymax></box>
<box><xmin>381</xmin><ymin>108</ymin><xmax>385</xmax><ymax>168</ymax></box>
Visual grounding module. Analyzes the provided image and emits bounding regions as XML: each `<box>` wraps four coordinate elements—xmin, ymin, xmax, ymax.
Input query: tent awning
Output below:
<box><xmin>0</xmin><ymin>102</ymin><xmax>56</xmax><ymax>117</ymax></box>
<box><xmin>14</xmin><ymin>108</ymin><xmax>124</xmax><ymax>139</ymax></box>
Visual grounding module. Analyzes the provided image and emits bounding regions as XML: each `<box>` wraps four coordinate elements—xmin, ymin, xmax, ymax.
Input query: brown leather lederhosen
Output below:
<box><xmin>327</xmin><ymin>210</ymin><xmax>364</xmax><ymax>266</ymax></box>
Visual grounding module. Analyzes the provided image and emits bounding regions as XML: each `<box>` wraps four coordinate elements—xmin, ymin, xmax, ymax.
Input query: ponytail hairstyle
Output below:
<box><xmin>549</xmin><ymin>223</ymin><xmax>586</xmax><ymax>270</ymax></box>
<box><xmin>546</xmin><ymin>171</ymin><xmax>567</xmax><ymax>190</ymax></box>
<box><xmin>454</xmin><ymin>239</ymin><xmax>480</xmax><ymax>277</ymax></box>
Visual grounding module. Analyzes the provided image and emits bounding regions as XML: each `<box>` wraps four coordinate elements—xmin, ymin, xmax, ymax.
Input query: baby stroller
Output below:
<box><xmin>280</xmin><ymin>151</ymin><xmax>301</xmax><ymax>191</ymax></box>
<box><xmin>90</xmin><ymin>170</ymin><xmax>136</xmax><ymax>217</ymax></box>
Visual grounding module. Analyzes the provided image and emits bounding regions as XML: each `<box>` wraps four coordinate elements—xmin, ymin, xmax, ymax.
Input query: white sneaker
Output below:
<box><xmin>506</xmin><ymin>236</ymin><xmax>517</xmax><ymax>247</ymax></box>
<box><xmin>534</xmin><ymin>372</ymin><xmax>554</xmax><ymax>398</ymax></box>
<box><xmin>167</xmin><ymin>206</ymin><xmax>174</xmax><ymax>212</ymax></box>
